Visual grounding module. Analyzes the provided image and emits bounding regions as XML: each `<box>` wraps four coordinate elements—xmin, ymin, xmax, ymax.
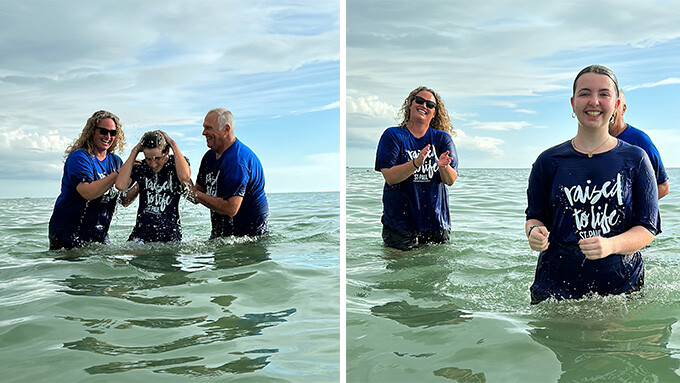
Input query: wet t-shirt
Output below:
<box><xmin>49</xmin><ymin>149</ymin><xmax>122</xmax><ymax>247</ymax></box>
<box><xmin>196</xmin><ymin>139</ymin><xmax>269</xmax><ymax>238</ymax></box>
<box><xmin>526</xmin><ymin>139</ymin><xmax>659</xmax><ymax>303</ymax></box>
<box><xmin>375</xmin><ymin>126</ymin><xmax>458</xmax><ymax>232</ymax></box>
<box><xmin>128</xmin><ymin>155</ymin><xmax>187</xmax><ymax>243</ymax></box>
<box><xmin>618</xmin><ymin>124</ymin><xmax>668</xmax><ymax>185</ymax></box>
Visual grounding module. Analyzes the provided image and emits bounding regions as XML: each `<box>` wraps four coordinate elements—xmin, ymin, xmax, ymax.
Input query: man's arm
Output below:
<box><xmin>658</xmin><ymin>181</ymin><xmax>669</xmax><ymax>199</ymax></box>
<box><xmin>195</xmin><ymin>189</ymin><xmax>243</xmax><ymax>217</ymax></box>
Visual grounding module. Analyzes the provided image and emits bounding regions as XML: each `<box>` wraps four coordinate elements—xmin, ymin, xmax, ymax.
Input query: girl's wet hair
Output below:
<box><xmin>573</xmin><ymin>65</ymin><xmax>620</xmax><ymax>98</ymax></box>
<box><xmin>141</xmin><ymin>130</ymin><xmax>168</xmax><ymax>152</ymax></box>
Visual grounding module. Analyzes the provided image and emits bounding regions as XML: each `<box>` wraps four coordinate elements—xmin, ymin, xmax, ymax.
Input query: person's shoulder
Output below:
<box><xmin>538</xmin><ymin>140</ymin><xmax>571</xmax><ymax>159</ymax></box>
<box><xmin>431</xmin><ymin>128</ymin><xmax>454</xmax><ymax>141</ymax></box>
<box><xmin>69</xmin><ymin>148</ymin><xmax>91</xmax><ymax>159</ymax></box>
<box><xmin>382</xmin><ymin>126</ymin><xmax>406</xmax><ymax>137</ymax></box>
<box><xmin>616</xmin><ymin>139</ymin><xmax>648</xmax><ymax>159</ymax></box>
<box><xmin>621</xmin><ymin>124</ymin><xmax>655</xmax><ymax>143</ymax></box>
<box><xmin>108</xmin><ymin>153</ymin><xmax>123</xmax><ymax>163</ymax></box>
<box><xmin>66</xmin><ymin>148</ymin><xmax>93</xmax><ymax>164</ymax></box>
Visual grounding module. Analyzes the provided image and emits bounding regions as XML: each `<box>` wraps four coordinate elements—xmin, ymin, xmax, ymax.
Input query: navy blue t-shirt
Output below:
<box><xmin>375</xmin><ymin>126</ymin><xmax>458</xmax><ymax>232</ymax></box>
<box><xmin>128</xmin><ymin>155</ymin><xmax>188</xmax><ymax>243</ymax></box>
<box><xmin>526</xmin><ymin>139</ymin><xmax>659</xmax><ymax>303</ymax></box>
<box><xmin>618</xmin><ymin>124</ymin><xmax>668</xmax><ymax>185</ymax></box>
<box><xmin>49</xmin><ymin>149</ymin><xmax>122</xmax><ymax>247</ymax></box>
<box><xmin>196</xmin><ymin>139</ymin><xmax>269</xmax><ymax>238</ymax></box>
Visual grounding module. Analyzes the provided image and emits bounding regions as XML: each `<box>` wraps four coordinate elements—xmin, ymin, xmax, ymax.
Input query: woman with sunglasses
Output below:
<box><xmin>375</xmin><ymin>86</ymin><xmax>458</xmax><ymax>250</ymax></box>
<box><xmin>116</xmin><ymin>130</ymin><xmax>191</xmax><ymax>243</ymax></box>
<box><xmin>48</xmin><ymin>110</ymin><xmax>130</xmax><ymax>250</ymax></box>
<box><xmin>526</xmin><ymin>65</ymin><xmax>660</xmax><ymax>304</ymax></box>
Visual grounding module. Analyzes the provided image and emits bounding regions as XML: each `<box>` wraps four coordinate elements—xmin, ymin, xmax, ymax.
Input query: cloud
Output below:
<box><xmin>266</xmin><ymin>152</ymin><xmax>340</xmax><ymax>192</ymax></box>
<box><xmin>515</xmin><ymin>109</ymin><xmax>537</xmax><ymax>115</ymax></box>
<box><xmin>463</xmin><ymin>120</ymin><xmax>533</xmax><ymax>131</ymax></box>
<box><xmin>0</xmin><ymin>1</ymin><xmax>340</xmax><ymax>195</ymax></box>
<box><xmin>347</xmin><ymin>95</ymin><xmax>398</xmax><ymax>120</ymax></box>
<box><xmin>454</xmin><ymin>129</ymin><xmax>504</xmax><ymax>156</ymax></box>
<box><xmin>626</xmin><ymin>77</ymin><xmax>680</xmax><ymax>91</ymax></box>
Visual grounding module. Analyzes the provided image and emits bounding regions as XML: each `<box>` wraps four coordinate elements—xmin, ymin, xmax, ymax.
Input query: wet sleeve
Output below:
<box><xmin>442</xmin><ymin>132</ymin><xmax>458</xmax><ymax>171</ymax></box>
<box><xmin>375</xmin><ymin>129</ymin><xmax>400</xmax><ymax>171</ymax></box>
<box><xmin>645</xmin><ymin>142</ymin><xmax>669</xmax><ymax>185</ymax></box>
<box><xmin>632</xmin><ymin>153</ymin><xmax>660</xmax><ymax>235</ymax></box>
<box><xmin>125</xmin><ymin>163</ymin><xmax>141</xmax><ymax>195</ymax></box>
<box><xmin>220</xmin><ymin>163</ymin><xmax>248</xmax><ymax>198</ymax></box>
<box><xmin>66</xmin><ymin>150</ymin><xmax>95</xmax><ymax>184</ymax></box>
<box><xmin>525</xmin><ymin>154</ymin><xmax>552</xmax><ymax>226</ymax></box>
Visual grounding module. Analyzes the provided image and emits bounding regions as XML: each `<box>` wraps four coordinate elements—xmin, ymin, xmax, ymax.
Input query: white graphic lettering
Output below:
<box><xmin>143</xmin><ymin>176</ymin><xmax>174</xmax><ymax>213</ymax></box>
<box><xmin>205</xmin><ymin>170</ymin><xmax>220</xmax><ymax>196</ymax></box>
<box><xmin>563</xmin><ymin>173</ymin><xmax>623</xmax><ymax>237</ymax></box>
<box><xmin>408</xmin><ymin>146</ymin><xmax>439</xmax><ymax>183</ymax></box>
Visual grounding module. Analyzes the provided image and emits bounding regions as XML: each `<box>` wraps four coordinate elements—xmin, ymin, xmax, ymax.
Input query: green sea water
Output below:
<box><xmin>0</xmin><ymin>192</ymin><xmax>340</xmax><ymax>382</ymax></box>
<box><xmin>347</xmin><ymin>168</ymin><xmax>680</xmax><ymax>382</ymax></box>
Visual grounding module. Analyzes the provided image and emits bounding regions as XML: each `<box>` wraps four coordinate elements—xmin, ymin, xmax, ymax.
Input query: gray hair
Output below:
<box><xmin>209</xmin><ymin>108</ymin><xmax>234</xmax><ymax>132</ymax></box>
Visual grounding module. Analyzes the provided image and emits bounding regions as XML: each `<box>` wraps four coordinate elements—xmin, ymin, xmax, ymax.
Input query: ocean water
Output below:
<box><xmin>0</xmin><ymin>192</ymin><xmax>339</xmax><ymax>382</ymax></box>
<box><xmin>347</xmin><ymin>168</ymin><xmax>680</xmax><ymax>382</ymax></box>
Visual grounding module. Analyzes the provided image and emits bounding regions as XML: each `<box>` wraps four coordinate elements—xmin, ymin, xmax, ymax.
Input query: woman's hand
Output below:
<box><xmin>438</xmin><ymin>150</ymin><xmax>453</xmax><ymax>168</ymax></box>
<box><xmin>528</xmin><ymin>226</ymin><xmax>550</xmax><ymax>252</ymax></box>
<box><xmin>414</xmin><ymin>144</ymin><xmax>430</xmax><ymax>167</ymax></box>
<box><xmin>578</xmin><ymin>236</ymin><xmax>614</xmax><ymax>260</ymax></box>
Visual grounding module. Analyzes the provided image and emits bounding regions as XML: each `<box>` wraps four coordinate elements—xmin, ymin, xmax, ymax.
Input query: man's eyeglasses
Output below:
<box><xmin>97</xmin><ymin>127</ymin><xmax>117</xmax><ymax>137</ymax></box>
<box><xmin>145</xmin><ymin>154</ymin><xmax>167</xmax><ymax>162</ymax></box>
<box><xmin>414</xmin><ymin>96</ymin><xmax>436</xmax><ymax>110</ymax></box>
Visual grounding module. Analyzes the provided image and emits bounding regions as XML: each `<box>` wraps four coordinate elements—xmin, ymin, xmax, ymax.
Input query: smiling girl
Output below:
<box><xmin>525</xmin><ymin>65</ymin><xmax>660</xmax><ymax>304</ymax></box>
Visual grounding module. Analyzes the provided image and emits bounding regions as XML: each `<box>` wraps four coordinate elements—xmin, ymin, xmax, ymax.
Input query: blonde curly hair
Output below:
<box><xmin>65</xmin><ymin>110</ymin><xmax>125</xmax><ymax>157</ymax></box>
<box><xmin>398</xmin><ymin>86</ymin><xmax>454</xmax><ymax>135</ymax></box>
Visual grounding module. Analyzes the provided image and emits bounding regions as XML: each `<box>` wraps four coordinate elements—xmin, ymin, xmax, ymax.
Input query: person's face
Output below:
<box><xmin>143</xmin><ymin>147</ymin><xmax>168</xmax><ymax>173</ymax></box>
<box><xmin>570</xmin><ymin>73</ymin><xmax>620</xmax><ymax>130</ymax></box>
<box><xmin>202</xmin><ymin>112</ymin><xmax>227</xmax><ymax>151</ymax></box>
<box><xmin>409</xmin><ymin>90</ymin><xmax>436</xmax><ymax>125</ymax></box>
<box><xmin>93</xmin><ymin>118</ymin><xmax>117</xmax><ymax>154</ymax></box>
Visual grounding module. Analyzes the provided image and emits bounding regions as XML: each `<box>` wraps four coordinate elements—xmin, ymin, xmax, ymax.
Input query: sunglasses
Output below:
<box><xmin>145</xmin><ymin>154</ymin><xmax>167</xmax><ymax>162</ymax></box>
<box><xmin>413</xmin><ymin>95</ymin><xmax>436</xmax><ymax>110</ymax></box>
<box><xmin>97</xmin><ymin>127</ymin><xmax>117</xmax><ymax>137</ymax></box>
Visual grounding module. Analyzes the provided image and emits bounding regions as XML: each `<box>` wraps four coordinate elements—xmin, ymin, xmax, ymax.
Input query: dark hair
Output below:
<box><xmin>572</xmin><ymin>65</ymin><xmax>620</xmax><ymax>98</ymax></box>
<box><xmin>141</xmin><ymin>130</ymin><xmax>168</xmax><ymax>152</ymax></box>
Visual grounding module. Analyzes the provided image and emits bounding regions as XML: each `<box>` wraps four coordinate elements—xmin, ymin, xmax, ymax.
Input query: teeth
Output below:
<box><xmin>586</xmin><ymin>111</ymin><xmax>601</xmax><ymax>116</ymax></box>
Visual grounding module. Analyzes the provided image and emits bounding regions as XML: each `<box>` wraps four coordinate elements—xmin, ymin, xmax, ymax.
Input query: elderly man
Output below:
<box><xmin>609</xmin><ymin>90</ymin><xmax>669</xmax><ymax>199</ymax></box>
<box><xmin>192</xmin><ymin>108</ymin><xmax>269</xmax><ymax>238</ymax></box>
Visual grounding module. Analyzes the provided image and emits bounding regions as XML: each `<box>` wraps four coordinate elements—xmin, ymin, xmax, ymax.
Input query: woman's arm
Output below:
<box><xmin>115</xmin><ymin>140</ymin><xmax>142</xmax><ymax>191</ymax></box>
<box><xmin>161</xmin><ymin>131</ymin><xmax>191</xmax><ymax>183</ymax></box>
<box><xmin>76</xmin><ymin>172</ymin><xmax>119</xmax><ymax>201</ymax></box>
<box><xmin>380</xmin><ymin>144</ymin><xmax>431</xmax><ymax>185</ymax></box>
<box><xmin>437</xmin><ymin>150</ymin><xmax>457</xmax><ymax>186</ymax></box>
<box><xmin>578</xmin><ymin>226</ymin><xmax>654</xmax><ymax>260</ymax></box>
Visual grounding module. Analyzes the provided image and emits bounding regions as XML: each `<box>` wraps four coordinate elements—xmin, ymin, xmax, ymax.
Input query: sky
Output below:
<box><xmin>0</xmin><ymin>0</ymin><xmax>340</xmax><ymax>198</ymax></box>
<box><xmin>346</xmin><ymin>0</ymin><xmax>680</xmax><ymax>170</ymax></box>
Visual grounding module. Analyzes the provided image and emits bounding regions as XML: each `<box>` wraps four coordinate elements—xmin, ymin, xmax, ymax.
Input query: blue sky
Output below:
<box><xmin>0</xmin><ymin>0</ymin><xmax>340</xmax><ymax>198</ymax></box>
<box><xmin>346</xmin><ymin>0</ymin><xmax>680</xmax><ymax>170</ymax></box>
